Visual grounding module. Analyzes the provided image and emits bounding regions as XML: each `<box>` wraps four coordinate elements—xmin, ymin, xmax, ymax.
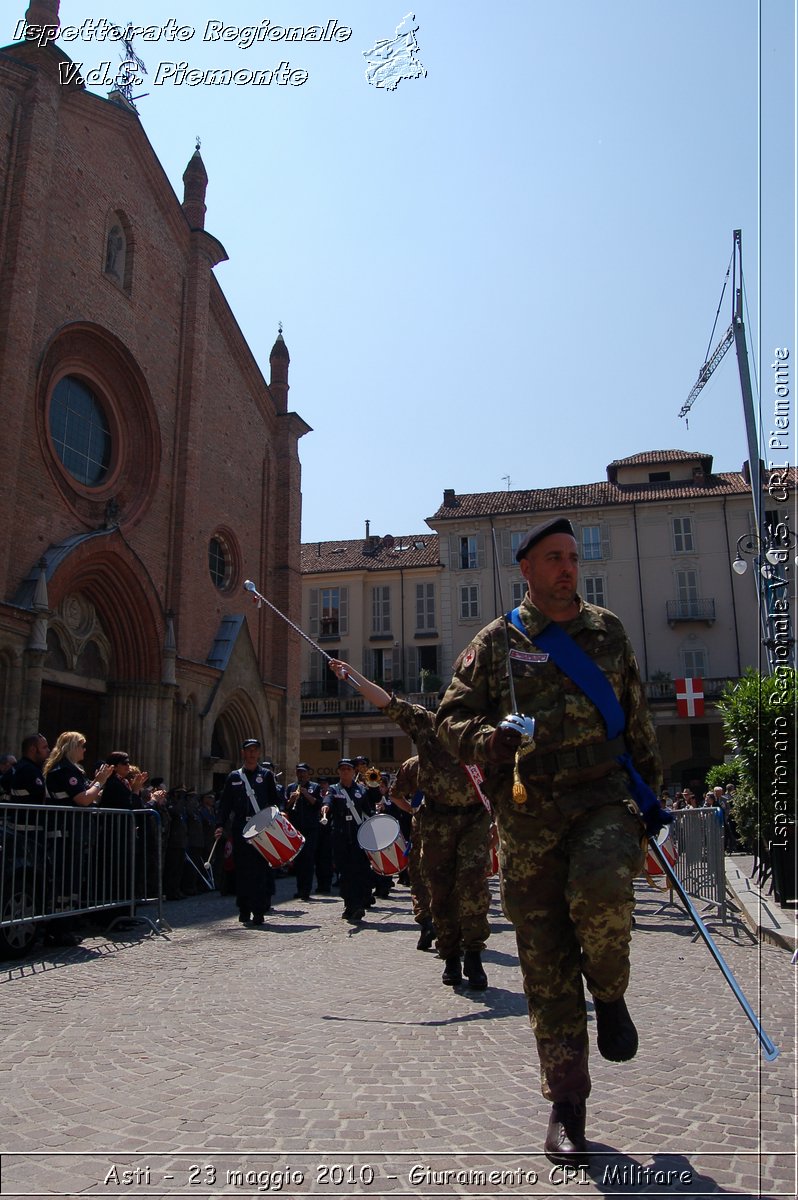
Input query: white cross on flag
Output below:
<box><xmin>675</xmin><ymin>677</ymin><xmax>704</xmax><ymax>717</ymax></box>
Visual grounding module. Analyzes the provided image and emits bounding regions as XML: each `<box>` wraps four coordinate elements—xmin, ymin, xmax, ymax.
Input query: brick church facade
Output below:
<box><xmin>0</xmin><ymin>1</ymin><xmax>309</xmax><ymax>788</ymax></box>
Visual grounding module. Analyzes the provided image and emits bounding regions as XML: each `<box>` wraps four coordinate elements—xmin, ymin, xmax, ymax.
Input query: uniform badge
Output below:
<box><xmin>510</xmin><ymin>649</ymin><xmax>549</xmax><ymax>664</ymax></box>
<box><xmin>69</xmin><ymin>777</ymin><xmax>78</xmax><ymax>786</ymax></box>
<box><xmin>255</xmin><ymin>774</ymin><xmax>263</xmax><ymax>783</ymax></box>
<box><xmin>462</xmin><ymin>647</ymin><xmax>476</xmax><ymax>668</ymax></box>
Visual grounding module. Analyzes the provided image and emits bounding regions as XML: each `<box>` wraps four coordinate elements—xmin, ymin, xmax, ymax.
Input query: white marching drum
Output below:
<box><xmin>356</xmin><ymin>814</ymin><xmax>409</xmax><ymax>876</ymax></box>
<box><xmin>243</xmin><ymin>806</ymin><xmax>305</xmax><ymax>868</ymax></box>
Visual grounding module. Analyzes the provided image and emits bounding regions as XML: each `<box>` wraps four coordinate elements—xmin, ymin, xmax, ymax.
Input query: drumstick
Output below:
<box><xmin>243</xmin><ymin>580</ymin><xmax>361</xmax><ymax>691</ymax></box>
<box><xmin>203</xmin><ymin>835</ymin><xmax>222</xmax><ymax>872</ymax></box>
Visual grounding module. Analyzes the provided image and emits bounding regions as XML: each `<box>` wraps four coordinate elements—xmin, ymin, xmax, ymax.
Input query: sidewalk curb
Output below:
<box><xmin>725</xmin><ymin>858</ymin><xmax>797</xmax><ymax>953</ymax></box>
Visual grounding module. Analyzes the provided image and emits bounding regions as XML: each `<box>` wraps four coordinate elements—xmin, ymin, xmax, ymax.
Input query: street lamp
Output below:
<box><xmin>732</xmin><ymin>529</ymin><xmax>798</xmax><ymax>576</ymax></box>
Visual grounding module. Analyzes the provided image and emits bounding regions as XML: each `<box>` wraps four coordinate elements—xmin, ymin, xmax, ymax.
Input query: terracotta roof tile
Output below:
<box><xmin>607</xmin><ymin>449</ymin><xmax>714</xmax><ymax>468</ymax></box>
<box><xmin>301</xmin><ymin>534</ymin><xmax>440</xmax><ymax>574</ymax></box>
<box><xmin>426</xmin><ymin>471</ymin><xmax>796</xmax><ymax>522</ymax></box>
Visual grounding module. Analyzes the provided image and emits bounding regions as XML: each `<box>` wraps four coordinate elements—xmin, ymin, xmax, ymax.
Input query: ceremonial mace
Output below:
<box><xmin>647</xmin><ymin>830</ymin><xmax>779</xmax><ymax>1061</ymax></box>
<box><xmin>243</xmin><ymin>580</ymin><xmax>360</xmax><ymax>691</ymax></box>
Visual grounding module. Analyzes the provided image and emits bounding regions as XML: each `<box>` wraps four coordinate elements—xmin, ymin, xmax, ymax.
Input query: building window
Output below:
<box><xmin>459</xmin><ymin>585</ymin><xmax>480</xmax><ymax>619</ymax></box>
<box><xmin>511</xmin><ymin>580</ymin><xmax>526</xmax><ymax>607</ymax></box>
<box><xmin>676</xmin><ymin>570</ymin><xmax>699</xmax><ymax>603</ymax></box>
<box><xmin>371</xmin><ymin>647</ymin><xmax>396</xmax><ymax>684</ymax></box>
<box><xmin>320</xmin><ymin>738</ymin><xmax>339</xmax><ymax>752</ymax></box>
<box><xmin>209</xmin><ymin>536</ymin><xmax>231</xmax><ymax>590</ymax></box>
<box><xmin>310</xmin><ymin>587</ymin><xmax>348</xmax><ymax>638</ymax></box>
<box><xmin>371</xmin><ymin>586</ymin><xmax>391</xmax><ymax>634</ymax></box>
<box><xmin>673</xmin><ymin>516</ymin><xmax>694</xmax><ymax>553</ymax></box>
<box><xmin>581</xmin><ymin>526</ymin><xmax>603</xmax><ymax>561</ymax></box>
<box><xmin>459</xmin><ymin>535</ymin><xmax>478</xmax><ymax>569</ymax></box>
<box><xmin>583</xmin><ymin>575</ymin><xmax>606</xmax><ymax>607</ymax></box>
<box><xmin>49</xmin><ymin>377</ymin><xmax>111</xmax><ymax>487</ymax></box>
<box><xmin>416</xmin><ymin>583</ymin><xmax>436</xmax><ymax>631</ymax></box>
<box><xmin>681</xmin><ymin>648</ymin><xmax>707</xmax><ymax>677</ymax></box>
<box><xmin>378</xmin><ymin>736</ymin><xmax>394</xmax><ymax>761</ymax></box>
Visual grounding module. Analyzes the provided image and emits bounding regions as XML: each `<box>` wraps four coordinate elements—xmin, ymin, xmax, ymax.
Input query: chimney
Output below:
<box><xmin>443</xmin><ymin>488</ymin><xmax>456</xmax><ymax>507</ymax></box>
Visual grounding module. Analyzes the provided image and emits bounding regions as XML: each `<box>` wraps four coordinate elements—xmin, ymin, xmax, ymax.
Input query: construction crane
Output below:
<box><xmin>680</xmin><ymin>230</ymin><xmax>781</xmax><ymax>668</ymax></box>
<box><xmin>680</xmin><ymin>232</ymin><xmax>760</xmax><ymax>519</ymax></box>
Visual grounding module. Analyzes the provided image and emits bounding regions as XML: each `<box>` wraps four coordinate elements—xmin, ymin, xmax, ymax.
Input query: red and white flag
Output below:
<box><xmin>675</xmin><ymin>677</ymin><xmax>704</xmax><ymax>717</ymax></box>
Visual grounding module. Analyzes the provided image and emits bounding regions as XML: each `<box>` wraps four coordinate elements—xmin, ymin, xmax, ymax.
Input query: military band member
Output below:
<box><xmin>435</xmin><ymin>517</ymin><xmax>663</xmax><ymax>1166</ymax></box>
<box><xmin>320</xmin><ymin>759</ymin><xmax>376</xmax><ymax>923</ymax></box>
<box><xmin>216</xmin><ymin>738</ymin><xmax>278</xmax><ymax>926</ymax></box>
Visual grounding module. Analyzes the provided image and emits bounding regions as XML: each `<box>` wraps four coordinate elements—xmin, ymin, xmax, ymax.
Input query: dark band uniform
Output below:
<box><xmin>325</xmin><ymin>779</ymin><xmax>376</xmax><ymax>917</ymax></box>
<box><xmin>285</xmin><ymin>769</ymin><xmax>321</xmax><ymax>900</ymax></box>
<box><xmin>219</xmin><ymin>766</ymin><xmax>278</xmax><ymax>921</ymax></box>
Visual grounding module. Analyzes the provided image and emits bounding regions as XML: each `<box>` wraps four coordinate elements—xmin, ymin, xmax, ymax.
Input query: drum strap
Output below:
<box><xmin>237</xmin><ymin>769</ymin><xmax>262</xmax><ymax>817</ymax></box>
<box><xmin>344</xmin><ymin>795</ymin><xmax>364</xmax><ymax>826</ymax></box>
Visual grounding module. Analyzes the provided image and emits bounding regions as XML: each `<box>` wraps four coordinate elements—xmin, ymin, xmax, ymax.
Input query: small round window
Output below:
<box><xmin>50</xmin><ymin>376</ymin><xmax>111</xmax><ymax>487</ymax></box>
<box><xmin>209</xmin><ymin>536</ymin><xmax>232</xmax><ymax>591</ymax></box>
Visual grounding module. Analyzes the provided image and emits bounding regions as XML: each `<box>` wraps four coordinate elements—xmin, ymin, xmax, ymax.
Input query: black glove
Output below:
<box><xmin>485</xmin><ymin>726</ymin><xmax>522</xmax><ymax>764</ymax></box>
<box><xmin>644</xmin><ymin>805</ymin><xmax>674</xmax><ymax>840</ymax></box>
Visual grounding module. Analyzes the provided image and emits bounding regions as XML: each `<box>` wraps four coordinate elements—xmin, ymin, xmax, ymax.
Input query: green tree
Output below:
<box><xmin>716</xmin><ymin>667</ymin><xmax>796</xmax><ymax>853</ymax></box>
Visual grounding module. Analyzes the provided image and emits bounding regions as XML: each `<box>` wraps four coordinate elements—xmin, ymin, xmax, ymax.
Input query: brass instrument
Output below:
<box><xmin>361</xmin><ymin>765</ymin><xmax>382</xmax><ymax>789</ymax></box>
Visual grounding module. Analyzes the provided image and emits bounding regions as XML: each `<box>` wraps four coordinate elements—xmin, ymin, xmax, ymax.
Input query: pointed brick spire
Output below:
<box><xmin>269</xmin><ymin>327</ymin><xmax>290</xmax><ymax>413</ymax></box>
<box><xmin>182</xmin><ymin>143</ymin><xmax>208</xmax><ymax>231</ymax></box>
<box><xmin>25</xmin><ymin>0</ymin><xmax>60</xmax><ymax>29</ymax></box>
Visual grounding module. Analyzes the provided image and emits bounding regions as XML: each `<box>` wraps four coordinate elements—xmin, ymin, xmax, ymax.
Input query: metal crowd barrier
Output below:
<box><xmin>0</xmin><ymin>803</ymin><xmax>165</xmax><ymax>957</ymax></box>
<box><xmin>667</xmin><ymin>807</ymin><xmax>727</xmax><ymax>922</ymax></box>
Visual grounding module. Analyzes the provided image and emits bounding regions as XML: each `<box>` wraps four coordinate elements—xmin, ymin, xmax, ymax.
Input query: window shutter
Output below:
<box><xmin>362</xmin><ymin>647</ymin><xmax>372</xmax><ymax>678</ymax></box>
<box><xmin>309</xmin><ymin>589</ymin><xmax>319</xmax><ymax>636</ymax></box>
<box><xmin>600</xmin><ymin>523</ymin><xmax>611</xmax><ymax>560</ymax></box>
<box><xmin>477</xmin><ymin>533</ymin><xmax>487</xmax><ymax>569</ymax></box>
<box><xmin>391</xmin><ymin>647</ymin><xmax>401</xmax><ymax>682</ymax></box>
<box><xmin>339</xmin><ymin>587</ymin><xmax>349</xmax><ymax>634</ymax></box>
<box><xmin>500</xmin><ymin>530</ymin><xmax>512</xmax><ymax>567</ymax></box>
<box><xmin>406</xmin><ymin>645</ymin><xmax>418</xmax><ymax>691</ymax></box>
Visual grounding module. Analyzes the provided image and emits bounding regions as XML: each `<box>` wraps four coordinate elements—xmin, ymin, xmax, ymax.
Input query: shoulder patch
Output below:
<box><xmin>461</xmin><ymin>647</ymin><xmax>476</xmax><ymax>669</ymax></box>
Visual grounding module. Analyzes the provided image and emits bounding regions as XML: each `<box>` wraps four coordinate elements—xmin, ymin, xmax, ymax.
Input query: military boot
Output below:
<box><xmin>543</xmin><ymin>1100</ymin><xmax>588</xmax><ymax>1167</ymax></box>
<box><xmin>441</xmin><ymin>955</ymin><xmax>462</xmax><ymax>986</ymax></box>
<box><xmin>416</xmin><ymin>918</ymin><xmax>436</xmax><ymax>952</ymax></box>
<box><xmin>462</xmin><ymin>949</ymin><xmax>488</xmax><ymax>990</ymax></box>
<box><xmin>593</xmin><ymin>996</ymin><xmax>638</xmax><ymax>1061</ymax></box>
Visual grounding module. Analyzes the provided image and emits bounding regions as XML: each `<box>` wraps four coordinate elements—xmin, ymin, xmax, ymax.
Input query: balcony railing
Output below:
<box><xmin>301</xmin><ymin>690</ymin><xmax>438</xmax><ymax>717</ymax></box>
<box><xmin>644</xmin><ymin>676</ymin><xmax>734</xmax><ymax>702</ymax></box>
<box><xmin>666</xmin><ymin>598</ymin><xmax>716</xmax><ymax>624</ymax></box>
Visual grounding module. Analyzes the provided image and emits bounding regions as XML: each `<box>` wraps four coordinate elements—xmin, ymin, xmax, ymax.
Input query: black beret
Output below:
<box><xmin>515</xmin><ymin>517</ymin><xmax>575</xmax><ymax>561</ymax></box>
<box><xmin>242</xmin><ymin>738</ymin><xmax>261</xmax><ymax>749</ymax></box>
<box><xmin>337</xmin><ymin>757</ymin><xmax>354</xmax><ymax>768</ymax></box>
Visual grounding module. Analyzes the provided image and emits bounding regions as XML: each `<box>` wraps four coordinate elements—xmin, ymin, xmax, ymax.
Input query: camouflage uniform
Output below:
<box><xmin>384</xmin><ymin>697</ymin><xmax>491</xmax><ymax>960</ymax></box>
<box><xmin>435</xmin><ymin>594</ymin><xmax>660</xmax><ymax>1104</ymax></box>
<box><xmin>390</xmin><ymin>756</ymin><xmax>432</xmax><ymax>926</ymax></box>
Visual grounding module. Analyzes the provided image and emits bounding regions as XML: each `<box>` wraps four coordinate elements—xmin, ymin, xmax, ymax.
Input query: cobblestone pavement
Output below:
<box><xmin>0</xmin><ymin>874</ymin><xmax>794</xmax><ymax>1200</ymax></box>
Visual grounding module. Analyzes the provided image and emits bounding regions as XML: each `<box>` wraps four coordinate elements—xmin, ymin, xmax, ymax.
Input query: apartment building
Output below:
<box><xmin>301</xmin><ymin>450</ymin><xmax>794</xmax><ymax>787</ymax></box>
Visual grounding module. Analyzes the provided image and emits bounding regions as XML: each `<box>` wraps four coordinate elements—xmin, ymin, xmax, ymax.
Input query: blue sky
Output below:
<box><xmin>20</xmin><ymin>1</ymin><xmax>796</xmax><ymax>543</ymax></box>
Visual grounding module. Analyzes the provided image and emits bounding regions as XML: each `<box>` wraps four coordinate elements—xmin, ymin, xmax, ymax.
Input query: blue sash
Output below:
<box><xmin>507</xmin><ymin>608</ymin><xmax>660</xmax><ymax>821</ymax></box>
